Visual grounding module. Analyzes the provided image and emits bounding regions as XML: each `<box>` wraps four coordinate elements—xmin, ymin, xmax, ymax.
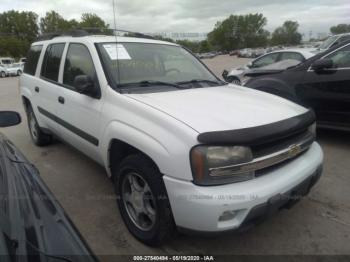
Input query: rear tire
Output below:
<box><xmin>17</xmin><ymin>70</ymin><xmax>22</xmax><ymax>76</ymax></box>
<box><xmin>114</xmin><ymin>154</ymin><xmax>175</xmax><ymax>246</ymax></box>
<box><xmin>27</xmin><ymin>105</ymin><xmax>52</xmax><ymax>146</ymax></box>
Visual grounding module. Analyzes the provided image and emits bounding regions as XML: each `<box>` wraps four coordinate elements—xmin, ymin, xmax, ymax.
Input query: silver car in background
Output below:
<box><xmin>222</xmin><ymin>49</ymin><xmax>316</xmax><ymax>85</ymax></box>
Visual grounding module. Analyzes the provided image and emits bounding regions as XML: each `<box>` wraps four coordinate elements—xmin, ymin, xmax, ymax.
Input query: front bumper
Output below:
<box><xmin>163</xmin><ymin>142</ymin><xmax>323</xmax><ymax>233</ymax></box>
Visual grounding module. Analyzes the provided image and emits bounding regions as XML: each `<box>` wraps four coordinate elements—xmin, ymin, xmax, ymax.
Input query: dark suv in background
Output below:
<box><xmin>245</xmin><ymin>40</ymin><xmax>350</xmax><ymax>131</ymax></box>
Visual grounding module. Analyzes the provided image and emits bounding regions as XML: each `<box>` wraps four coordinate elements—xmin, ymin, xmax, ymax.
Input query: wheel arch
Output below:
<box><xmin>108</xmin><ymin>138</ymin><xmax>161</xmax><ymax>180</ymax></box>
<box><xmin>102</xmin><ymin>122</ymin><xmax>171</xmax><ymax>179</ymax></box>
<box><xmin>21</xmin><ymin>95</ymin><xmax>31</xmax><ymax>114</ymax></box>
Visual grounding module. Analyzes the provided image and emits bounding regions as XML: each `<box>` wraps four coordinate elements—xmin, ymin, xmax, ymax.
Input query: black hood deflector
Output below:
<box><xmin>197</xmin><ymin>110</ymin><xmax>315</xmax><ymax>146</ymax></box>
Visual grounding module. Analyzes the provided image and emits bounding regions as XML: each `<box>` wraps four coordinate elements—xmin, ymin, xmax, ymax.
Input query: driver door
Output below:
<box><xmin>297</xmin><ymin>43</ymin><xmax>350</xmax><ymax>128</ymax></box>
<box><xmin>55</xmin><ymin>43</ymin><xmax>104</xmax><ymax>163</ymax></box>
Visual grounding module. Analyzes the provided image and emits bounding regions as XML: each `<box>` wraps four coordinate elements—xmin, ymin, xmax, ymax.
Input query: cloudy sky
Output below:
<box><xmin>1</xmin><ymin>0</ymin><xmax>350</xmax><ymax>39</ymax></box>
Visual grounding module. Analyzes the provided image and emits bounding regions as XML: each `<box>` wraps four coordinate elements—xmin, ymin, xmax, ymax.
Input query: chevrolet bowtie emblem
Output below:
<box><xmin>288</xmin><ymin>144</ymin><xmax>302</xmax><ymax>158</ymax></box>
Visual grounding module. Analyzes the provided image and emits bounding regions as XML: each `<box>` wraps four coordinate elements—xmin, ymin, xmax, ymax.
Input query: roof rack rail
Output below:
<box><xmin>35</xmin><ymin>28</ymin><xmax>155</xmax><ymax>41</ymax></box>
<box><xmin>113</xmin><ymin>29</ymin><xmax>155</xmax><ymax>39</ymax></box>
<box><xmin>36</xmin><ymin>29</ymin><xmax>90</xmax><ymax>41</ymax></box>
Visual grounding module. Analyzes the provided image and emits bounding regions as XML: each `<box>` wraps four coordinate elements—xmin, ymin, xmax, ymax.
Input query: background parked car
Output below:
<box><xmin>5</xmin><ymin>63</ymin><xmax>23</xmax><ymax>76</ymax></box>
<box><xmin>0</xmin><ymin>57</ymin><xmax>15</xmax><ymax>67</ymax></box>
<box><xmin>0</xmin><ymin>65</ymin><xmax>7</xmax><ymax>78</ymax></box>
<box><xmin>245</xmin><ymin>40</ymin><xmax>350</xmax><ymax>131</ymax></box>
<box><xmin>229</xmin><ymin>49</ymin><xmax>240</xmax><ymax>56</ymax></box>
<box><xmin>198</xmin><ymin>52</ymin><xmax>217</xmax><ymax>59</ymax></box>
<box><xmin>19</xmin><ymin>57</ymin><xmax>27</xmax><ymax>63</ymax></box>
<box><xmin>317</xmin><ymin>33</ymin><xmax>350</xmax><ymax>52</ymax></box>
<box><xmin>223</xmin><ymin>49</ymin><xmax>315</xmax><ymax>85</ymax></box>
<box><xmin>0</xmin><ymin>111</ymin><xmax>97</xmax><ymax>261</ymax></box>
<box><xmin>252</xmin><ymin>48</ymin><xmax>266</xmax><ymax>58</ymax></box>
<box><xmin>238</xmin><ymin>48</ymin><xmax>253</xmax><ymax>58</ymax></box>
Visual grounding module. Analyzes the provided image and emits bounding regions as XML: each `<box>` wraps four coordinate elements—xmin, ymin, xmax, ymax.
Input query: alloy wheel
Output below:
<box><xmin>122</xmin><ymin>172</ymin><xmax>157</xmax><ymax>231</ymax></box>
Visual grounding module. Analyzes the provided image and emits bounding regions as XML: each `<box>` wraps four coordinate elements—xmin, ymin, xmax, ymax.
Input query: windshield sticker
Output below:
<box><xmin>103</xmin><ymin>44</ymin><xmax>131</xmax><ymax>60</ymax></box>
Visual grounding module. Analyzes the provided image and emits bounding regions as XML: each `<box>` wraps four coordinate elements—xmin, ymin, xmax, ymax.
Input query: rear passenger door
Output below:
<box><xmin>56</xmin><ymin>43</ymin><xmax>103</xmax><ymax>162</ymax></box>
<box><xmin>36</xmin><ymin>43</ymin><xmax>66</xmax><ymax>134</ymax></box>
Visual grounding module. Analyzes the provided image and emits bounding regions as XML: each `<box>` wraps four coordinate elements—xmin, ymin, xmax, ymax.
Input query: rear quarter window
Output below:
<box><xmin>40</xmin><ymin>43</ymin><xmax>65</xmax><ymax>82</ymax></box>
<box><xmin>23</xmin><ymin>45</ymin><xmax>43</xmax><ymax>76</ymax></box>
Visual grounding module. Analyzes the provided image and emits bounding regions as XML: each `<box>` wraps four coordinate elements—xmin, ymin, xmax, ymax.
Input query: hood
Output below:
<box><xmin>125</xmin><ymin>85</ymin><xmax>307</xmax><ymax>133</ymax></box>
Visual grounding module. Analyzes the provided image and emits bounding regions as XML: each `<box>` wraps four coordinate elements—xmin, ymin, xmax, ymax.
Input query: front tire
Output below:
<box><xmin>27</xmin><ymin>105</ymin><xmax>52</xmax><ymax>146</ymax></box>
<box><xmin>114</xmin><ymin>154</ymin><xmax>175</xmax><ymax>246</ymax></box>
<box><xmin>0</xmin><ymin>71</ymin><xmax>5</xmax><ymax>78</ymax></box>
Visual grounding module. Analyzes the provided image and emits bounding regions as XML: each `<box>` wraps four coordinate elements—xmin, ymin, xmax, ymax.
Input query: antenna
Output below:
<box><xmin>112</xmin><ymin>0</ymin><xmax>121</xmax><ymax>85</ymax></box>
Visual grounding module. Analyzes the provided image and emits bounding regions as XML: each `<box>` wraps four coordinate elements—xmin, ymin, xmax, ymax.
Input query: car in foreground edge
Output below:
<box><xmin>0</xmin><ymin>111</ymin><xmax>97</xmax><ymax>262</ymax></box>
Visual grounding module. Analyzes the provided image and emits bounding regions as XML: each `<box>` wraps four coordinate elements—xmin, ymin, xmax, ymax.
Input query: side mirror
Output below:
<box><xmin>0</xmin><ymin>111</ymin><xmax>21</xmax><ymax>127</ymax></box>
<box><xmin>247</xmin><ymin>61</ymin><xmax>253</xmax><ymax>68</ymax></box>
<box><xmin>311</xmin><ymin>59</ymin><xmax>334</xmax><ymax>71</ymax></box>
<box><xmin>222</xmin><ymin>70</ymin><xmax>228</xmax><ymax>81</ymax></box>
<box><xmin>73</xmin><ymin>75</ymin><xmax>99</xmax><ymax>97</ymax></box>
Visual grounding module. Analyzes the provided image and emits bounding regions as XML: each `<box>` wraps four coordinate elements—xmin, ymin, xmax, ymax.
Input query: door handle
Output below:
<box><xmin>35</xmin><ymin>86</ymin><xmax>39</xmax><ymax>93</ymax></box>
<box><xmin>58</xmin><ymin>96</ymin><xmax>65</xmax><ymax>104</ymax></box>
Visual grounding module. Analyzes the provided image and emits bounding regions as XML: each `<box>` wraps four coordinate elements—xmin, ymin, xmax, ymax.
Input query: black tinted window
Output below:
<box><xmin>63</xmin><ymin>44</ymin><xmax>98</xmax><ymax>90</ymax></box>
<box><xmin>24</xmin><ymin>45</ymin><xmax>42</xmax><ymax>76</ymax></box>
<box><xmin>339</xmin><ymin>35</ymin><xmax>350</xmax><ymax>42</ymax></box>
<box><xmin>326</xmin><ymin>44</ymin><xmax>350</xmax><ymax>68</ymax></box>
<box><xmin>41</xmin><ymin>43</ymin><xmax>65</xmax><ymax>82</ymax></box>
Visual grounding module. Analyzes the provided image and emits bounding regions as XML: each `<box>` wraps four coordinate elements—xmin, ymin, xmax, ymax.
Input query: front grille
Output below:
<box><xmin>253</xmin><ymin>129</ymin><xmax>315</xmax><ymax>177</ymax></box>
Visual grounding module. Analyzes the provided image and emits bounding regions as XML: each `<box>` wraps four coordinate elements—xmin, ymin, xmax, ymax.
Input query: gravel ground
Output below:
<box><xmin>0</xmin><ymin>55</ymin><xmax>349</xmax><ymax>261</ymax></box>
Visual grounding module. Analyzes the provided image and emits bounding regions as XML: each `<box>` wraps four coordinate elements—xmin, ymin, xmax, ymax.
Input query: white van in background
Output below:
<box><xmin>0</xmin><ymin>57</ymin><xmax>15</xmax><ymax>68</ymax></box>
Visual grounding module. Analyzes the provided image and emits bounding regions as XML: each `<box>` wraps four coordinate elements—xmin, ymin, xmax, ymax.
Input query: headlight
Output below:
<box><xmin>190</xmin><ymin>146</ymin><xmax>254</xmax><ymax>186</ymax></box>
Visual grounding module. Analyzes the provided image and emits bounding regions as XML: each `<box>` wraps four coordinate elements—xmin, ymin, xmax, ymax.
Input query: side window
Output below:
<box><xmin>280</xmin><ymin>52</ymin><xmax>304</xmax><ymax>62</ymax></box>
<box><xmin>41</xmin><ymin>43</ymin><xmax>65</xmax><ymax>82</ymax></box>
<box><xmin>252</xmin><ymin>53</ymin><xmax>279</xmax><ymax>68</ymax></box>
<box><xmin>339</xmin><ymin>35</ymin><xmax>350</xmax><ymax>43</ymax></box>
<box><xmin>326</xmin><ymin>44</ymin><xmax>350</xmax><ymax>68</ymax></box>
<box><xmin>24</xmin><ymin>45</ymin><xmax>43</xmax><ymax>76</ymax></box>
<box><xmin>63</xmin><ymin>43</ymin><xmax>98</xmax><ymax>90</ymax></box>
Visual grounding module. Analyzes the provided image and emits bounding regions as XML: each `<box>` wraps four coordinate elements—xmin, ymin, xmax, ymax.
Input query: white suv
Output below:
<box><xmin>20</xmin><ymin>33</ymin><xmax>323</xmax><ymax>245</ymax></box>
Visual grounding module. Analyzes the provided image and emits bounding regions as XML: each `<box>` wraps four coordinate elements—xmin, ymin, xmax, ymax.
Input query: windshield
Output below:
<box><xmin>319</xmin><ymin>35</ymin><xmax>339</xmax><ymax>50</ymax></box>
<box><xmin>97</xmin><ymin>42</ymin><xmax>218</xmax><ymax>90</ymax></box>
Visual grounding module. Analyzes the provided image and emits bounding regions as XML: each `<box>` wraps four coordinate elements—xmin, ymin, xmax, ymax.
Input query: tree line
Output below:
<box><xmin>0</xmin><ymin>10</ymin><xmax>109</xmax><ymax>58</ymax></box>
<box><xmin>0</xmin><ymin>10</ymin><xmax>348</xmax><ymax>58</ymax></box>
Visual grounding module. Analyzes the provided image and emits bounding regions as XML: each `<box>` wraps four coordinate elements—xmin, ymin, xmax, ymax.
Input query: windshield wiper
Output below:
<box><xmin>118</xmin><ymin>80</ymin><xmax>188</xmax><ymax>89</ymax></box>
<box><xmin>176</xmin><ymin>79</ymin><xmax>227</xmax><ymax>86</ymax></box>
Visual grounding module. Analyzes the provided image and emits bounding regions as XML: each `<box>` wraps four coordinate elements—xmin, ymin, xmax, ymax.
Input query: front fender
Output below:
<box><xmin>247</xmin><ymin>78</ymin><xmax>298</xmax><ymax>103</ymax></box>
<box><xmin>101</xmin><ymin>120</ymin><xmax>177</xmax><ymax>178</ymax></box>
